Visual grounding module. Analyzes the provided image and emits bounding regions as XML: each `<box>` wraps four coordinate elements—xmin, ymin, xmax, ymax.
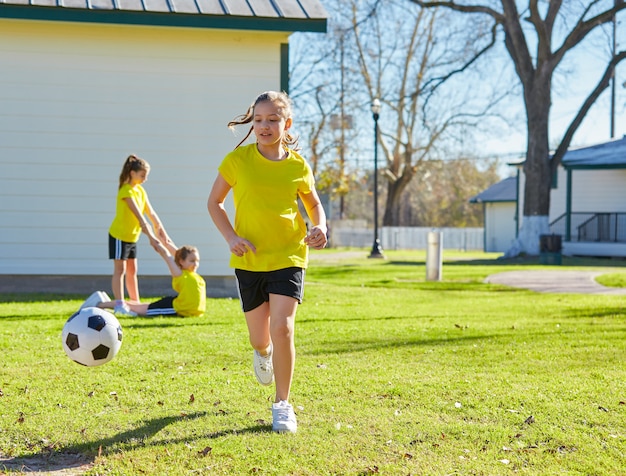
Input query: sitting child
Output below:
<box><xmin>80</xmin><ymin>239</ymin><xmax>206</xmax><ymax>317</ymax></box>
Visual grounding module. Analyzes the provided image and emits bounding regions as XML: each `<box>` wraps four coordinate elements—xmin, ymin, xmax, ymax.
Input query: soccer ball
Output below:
<box><xmin>62</xmin><ymin>307</ymin><xmax>123</xmax><ymax>367</ymax></box>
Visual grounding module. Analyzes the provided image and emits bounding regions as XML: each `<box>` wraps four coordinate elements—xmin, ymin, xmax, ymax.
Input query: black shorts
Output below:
<box><xmin>145</xmin><ymin>296</ymin><xmax>178</xmax><ymax>317</ymax></box>
<box><xmin>109</xmin><ymin>234</ymin><xmax>137</xmax><ymax>260</ymax></box>
<box><xmin>235</xmin><ymin>267</ymin><xmax>305</xmax><ymax>313</ymax></box>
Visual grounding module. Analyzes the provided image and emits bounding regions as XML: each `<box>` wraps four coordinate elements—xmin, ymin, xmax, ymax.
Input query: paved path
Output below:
<box><xmin>485</xmin><ymin>270</ymin><xmax>626</xmax><ymax>295</ymax></box>
<box><xmin>309</xmin><ymin>252</ymin><xmax>626</xmax><ymax>295</ymax></box>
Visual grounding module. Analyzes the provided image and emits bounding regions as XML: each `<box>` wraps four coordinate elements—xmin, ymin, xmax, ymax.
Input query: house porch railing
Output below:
<box><xmin>550</xmin><ymin>212</ymin><xmax>626</xmax><ymax>242</ymax></box>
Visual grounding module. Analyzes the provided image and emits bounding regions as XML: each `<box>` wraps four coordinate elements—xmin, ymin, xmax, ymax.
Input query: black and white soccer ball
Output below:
<box><xmin>62</xmin><ymin>307</ymin><xmax>123</xmax><ymax>367</ymax></box>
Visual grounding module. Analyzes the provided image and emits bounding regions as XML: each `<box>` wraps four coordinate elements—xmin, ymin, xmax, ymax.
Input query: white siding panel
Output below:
<box><xmin>549</xmin><ymin>168</ymin><xmax>626</xmax><ymax>215</ymax></box>
<box><xmin>0</xmin><ymin>19</ymin><xmax>289</xmax><ymax>277</ymax></box>
<box><xmin>516</xmin><ymin>169</ymin><xmax>524</xmax><ymax>231</ymax></box>
<box><xmin>516</xmin><ymin>166</ymin><xmax>626</xmax><ymax>227</ymax></box>
<box><xmin>485</xmin><ymin>202</ymin><xmax>516</xmax><ymax>253</ymax></box>
<box><xmin>571</xmin><ymin>169</ymin><xmax>626</xmax><ymax>211</ymax></box>
<box><xmin>549</xmin><ymin>167</ymin><xmax>568</xmax><ymax>218</ymax></box>
<box><xmin>2</xmin><ymin>226</ymin><xmax>110</xmax><ymax>244</ymax></box>
<box><xmin>0</xmin><ymin>211</ymin><xmax>105</xmax><ymax>229</ymax></box>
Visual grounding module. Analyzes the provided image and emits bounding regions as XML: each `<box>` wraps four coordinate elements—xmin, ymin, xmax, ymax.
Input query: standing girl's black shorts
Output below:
<box><xmin>109</xmin><ymin>234</ymin><xmax>137</xmax><ymax>260</ymax></box>
<box><xmin>235</xmin><ymin>267</ymin><xmax>305</xmax><ymax>312</ymax></box>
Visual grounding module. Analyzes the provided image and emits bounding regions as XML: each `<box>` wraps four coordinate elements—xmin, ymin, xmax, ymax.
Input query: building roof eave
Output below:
<box><xmin>0</xmin><ymin>3</ymin><xmax>328</xmax><ymax>33</ymax></box>
<box><xmin>563</xmin><ymin>163</ymin><xmax>626</xmax><ymax>170</ymax></box>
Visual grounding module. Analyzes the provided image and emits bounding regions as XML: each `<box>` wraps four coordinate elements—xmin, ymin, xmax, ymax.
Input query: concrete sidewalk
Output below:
<box><xmin>485</xmin><ymin>270</ymin><xmax>626</xmax><ymax>295</ymax></box>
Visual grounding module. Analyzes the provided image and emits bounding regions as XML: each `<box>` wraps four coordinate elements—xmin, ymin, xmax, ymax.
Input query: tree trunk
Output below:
<box><xmin>523</xmin><ymin>79</ymin><xmax>552</xmax><ymax>218</ymax></box>
<box><xmin>383</xmin><ymin>180</ymin><xmax>403</xmax><ymax>226</ymax></box>
<box><xmin>382</xmin><ymin>163</ymin><xmax>416</xmax><ymax>226</ymax></box>
<box><xmin>408</xmin><ymin>0</ymin><xmax>626</xmax><ymax>257</ymax></box>
<box><xmin>507</xmin><ymin>75</ymin><xmax>553</xmax><ymax>256</ymax></box>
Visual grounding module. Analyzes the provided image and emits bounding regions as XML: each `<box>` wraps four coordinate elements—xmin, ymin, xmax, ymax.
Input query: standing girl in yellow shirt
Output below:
<box><xmin>108</xmin><ymin>154</ymin><xmax>166</xmax><ymax>316</ymax></box>
<box><xmin>207</xmin><ymin>91</ymin><xmax>327</xmax><ymax>433</ymax></box>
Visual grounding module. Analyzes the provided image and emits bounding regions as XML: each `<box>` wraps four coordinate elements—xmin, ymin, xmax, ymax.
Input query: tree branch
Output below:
<box><xmin>554</xmin><ymin>2</ymin><xmax>626</xmax><ymax>63</ymax></box>
<box><xmin>410</xmin><ymin>0</ymin><xmax>504</xmax><ymax>21</ymax></box>
<box><xmin>526</xmin><ymin>0</ymin><xmax>559</xmax><ymax>64</ymax></box>
<box><xmin>421</xmin><ymin>21</ymin><xmax>498</xmax><ymax>110</ymax></box>
<box><xmin>551</xmin><ymin>49</ymin><xmax>626</xmax><ymax>170</ymax></box>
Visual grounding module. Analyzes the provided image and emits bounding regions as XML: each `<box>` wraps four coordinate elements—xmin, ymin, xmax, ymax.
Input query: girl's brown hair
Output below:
<box><xmin>228</xmin><ymin>91</ymin><xmax>299</xmax><ymax>150</ymax></box>
<box><xmin>174</xmin><ymin>245</ymin><xmax>199</xmax><ymax>269</ymax></box>
<box><xmin>118</xmin><ymin>154</ymin><xmax>150</xmax><ymax>189</ymax></box>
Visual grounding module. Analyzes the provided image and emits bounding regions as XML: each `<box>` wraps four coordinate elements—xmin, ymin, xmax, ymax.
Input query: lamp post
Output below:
<box><xmin>369</xmin><ymin>98</ymin><xmax>384</xmax><ymax>258</ymax></box>
<box><xmin>610</xmin><ymin>0</ymin><xmax>617</xmax><ymax>138</ymax></box>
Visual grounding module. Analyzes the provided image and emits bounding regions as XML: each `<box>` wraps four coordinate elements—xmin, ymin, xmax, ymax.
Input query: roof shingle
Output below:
<box><xmin>0</xmin><ymin>0</ymin><xmax>327</xmax><ymax>31</ymax></box>
<box><xmin>561</xmin><ymin>135</ymin><xmax>626</xmax><ymax>169</ymax></box>
<box><xmin>469</xmin><ymin>176</ymin><xmax>517</xmax><ymax>203</ymax></box>
<box><xmin>0</xmin><ymin>0</ymin><xmax>326</xmax><ymax>18</ymax></box>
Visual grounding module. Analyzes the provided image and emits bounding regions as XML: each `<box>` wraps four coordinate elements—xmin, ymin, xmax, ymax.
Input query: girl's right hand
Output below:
<box><xmin>157</xmin><ymin>228</ymin><xmax>171</xmax><ymax>244</ymax></box>
<box><xmin>149</xmin><ymin>236</ymin><xmax>162</xmax><ymax>252</ymax></box>
<box><xmin>228</xmin><ymin>236</ymin><xmax>256</xmax><ymax>257</ymax></box>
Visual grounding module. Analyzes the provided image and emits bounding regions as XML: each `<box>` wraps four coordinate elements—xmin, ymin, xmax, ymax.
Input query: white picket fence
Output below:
<box><xmin>329</xmin><ymin>225</ymin><xmax>484</xmax><ymax>251</ymax></box>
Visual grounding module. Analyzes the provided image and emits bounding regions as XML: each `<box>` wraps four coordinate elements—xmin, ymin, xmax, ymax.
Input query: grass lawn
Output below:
<box><xmin>0</xmin><ymin>249</ymin><xmax>625</xmax><ymax>475</ymax></box>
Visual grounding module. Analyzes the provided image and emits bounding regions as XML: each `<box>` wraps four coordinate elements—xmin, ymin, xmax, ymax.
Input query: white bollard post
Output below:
<box><xmin>426</xmin><ymin>231</ymin><xmax>442</xmax><ymax>281</ymax></box>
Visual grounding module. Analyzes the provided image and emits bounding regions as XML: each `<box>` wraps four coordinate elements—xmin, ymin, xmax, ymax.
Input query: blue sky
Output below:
<box><xmin>483</xmin><ymin>69</ymin><xmax>626</xmax><ymax>158</ymax></box>
<box><xmin>291</xmin><ymin>1</ymin><xmax>625</xmax><ymax>171</ymax></box>
<box><xmin>483</xmin><ymin>10</ymin><xmax>626</xmax><ymax>158</ymax></box>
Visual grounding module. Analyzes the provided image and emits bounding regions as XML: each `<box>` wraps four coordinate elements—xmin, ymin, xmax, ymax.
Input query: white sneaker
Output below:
<box><xmin>253</xmin><ymin>346</ymin><xmax>274</xmax><ymax>386</ymax></box>
<box><xmin>114</xmin><ymin>302</ymin><xmax>137</xmax><ymax>317</ymax></box>
<box><xmin>79</xmin><ymin>292</ymin><xmax>103</xmax><ymax>310</ymax></box>
<box><xmin>97</xmin><ymin>291</ymin><xmax>111</xmax><ymax>303</ymax></box>
<box><xmin>272</xmin><ymin>400</ymin><xmax>297</xmax><ymax>433</ymax></box>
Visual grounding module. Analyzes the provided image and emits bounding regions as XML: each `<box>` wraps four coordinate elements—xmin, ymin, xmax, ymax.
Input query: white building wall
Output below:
<box><xmin>570</xmin><ymin>169</ymin><xmax>626</xmax><ymax>211</ymax></box>
<box><xmin>515</xmin><ymin>166</ymin><xmax>626</xmax><ymax>229</ymax></box>
<box><xmin>0</xmin><ymin>18</ymin><xmax>288</xmax><ymax>276</ymax></box>
<box><xmin>485</xmin><ymin>202</ymin><xmax>516</xmax><ymax>252</ymax></box>
<box><xmin>514</xmin><ymin>170</ymin><xmax>523</xmax><ymax>232</ymax></box>
<box><xmin>549</xmin><ymin>166</ymin><xmax>568</xmax><ymax>218</ymax></box>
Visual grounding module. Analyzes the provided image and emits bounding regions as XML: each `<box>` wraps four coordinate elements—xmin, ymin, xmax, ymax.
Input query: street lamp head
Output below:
<box><xmin>371</xmin><ymin>98</ymin><xmax>381</xmax><ymax>118</ymax></box>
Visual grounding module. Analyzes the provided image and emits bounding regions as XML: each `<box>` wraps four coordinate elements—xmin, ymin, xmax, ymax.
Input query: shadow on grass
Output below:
<box><xmin>312</xmin><ymin>257</ymin><xmax>541</xmax><ymax>268</ymax></box>
<box><xmin>305</xmin><ymin>320</ymin><xmax>625</xmax><ymax>355</ymax></box>
<box><xmin>561</xmin><ymin>306</ymin><xmax>626</xmax><ymax>319</ymax></box>
<box><xmin>442</xmin><ymin>256</ymin><xmax>626</xmax><ymax>267</ymax></box>
<box><xmin>0</xmin><ymin>293</ymin><xmax>85</xmax><ymax>303</ymax></box>
<box><xmin>0</xmin><ymin>413</ymin><xmax>199</xmax><ymax>473</ymax></box>
<box><xmin>316</xmin><ymin>255</ymin><xmax>626</xmax><ymax>268</ymax></box>
<box><xmin>121</xmin><ymin>320</ymin><xmax>219</xmax><ymax>330</ymax></box>
<box><xmin>363</xmin><ymin>282</ymin><xmax>526</xmax><ymax>292</ymax></box>
<box><xmin>381</xmin><ymin>258</ymin><xmax>626</xmax><ymax>268</ymax></box>
<box><xmin>305</xmin><ymin>331</ymin><xmax>507</xmax><ymax>356</ymax></box>
<box><xmin>0</xmin><ymin>411</ymin><xmax>272</xmax><ymax>473</ymax></box>
<box><xmin>0</xmin><ymin>314</ymin><xmax>223</xmax><ymax>327</ymax></box>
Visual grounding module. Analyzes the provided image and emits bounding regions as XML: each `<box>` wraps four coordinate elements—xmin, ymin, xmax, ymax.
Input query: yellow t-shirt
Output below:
<box><xmin>109</xmin><ymin>183</ymin><xmax>148</xmax><ymax>243</ymax></box>
<box><xmin>172</xmin><ymin>270</ymin><xmax>206</xmax><ymax>317</ymax></box>
<box><xmin>218</xmin><ymin>144</ymin><xmax>315</xmax><ymax>272</ymax></box>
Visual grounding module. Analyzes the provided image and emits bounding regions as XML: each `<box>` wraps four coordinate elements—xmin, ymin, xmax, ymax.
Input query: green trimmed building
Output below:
<box><xmin>0</xmin><ymin>0</ymin><xmax>327</xmax><ymax>295</ymax></box>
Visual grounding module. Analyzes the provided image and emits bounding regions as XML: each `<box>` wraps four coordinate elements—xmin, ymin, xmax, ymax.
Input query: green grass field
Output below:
<box><xmin>1</xmin><ymin>249</ymin><xmax>625</xmax><ymax>475</ymax></box>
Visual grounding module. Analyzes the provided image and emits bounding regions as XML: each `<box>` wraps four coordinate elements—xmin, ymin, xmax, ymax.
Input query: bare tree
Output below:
<box><xmin>350</xmin><ymin>0</ymin><xmax>505</xmax><ymax>226</ymax></box>
<box><xmin>290</xmin><ymin>19</ymin><xmax>363</xmax><ymax>220</ymax></box>
<box><xmin>405</xmin><ymin>157</ymin><xmax>502</xmax><ymax>226</ymax></box>
<box><xmin>290</xmin><ymin>0</ymin><xmax>512</xmax><ymax>227</ymax></box>
<box><xmin>411</xmin><ymin>0</ymin><xmax>626</xmax><ymax>255</ymax></box>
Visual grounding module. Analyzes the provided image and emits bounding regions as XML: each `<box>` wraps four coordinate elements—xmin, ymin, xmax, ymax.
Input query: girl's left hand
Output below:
<box><xmin>149</xmin><ymin>236</ymin><xmax>162</xmax><ymax>252</ymax></box>
<box><xmin>305</xmin><ymin>226</ymin><xmax>328</xmax><ymax>250</ymax></box>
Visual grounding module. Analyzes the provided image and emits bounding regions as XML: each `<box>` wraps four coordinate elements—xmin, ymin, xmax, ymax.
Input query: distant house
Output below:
<box><xmin>0</xmin><ymin>0</ymin><xmax>327</xmax><ymax>294</ymax></box>
<box><xmin>539</xmin><ymin>135</ymin><xmax>626</xmax><ymax>258</ymax></box>
<box><xmin>473</xmin><ymin>135</ymin><xmax>626</xmax><ymax>257</ymax></box>
<box><xmin>469</xmin><ymin>176</ymin><xmax>517</xmax><ymax>253</ymax></box>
